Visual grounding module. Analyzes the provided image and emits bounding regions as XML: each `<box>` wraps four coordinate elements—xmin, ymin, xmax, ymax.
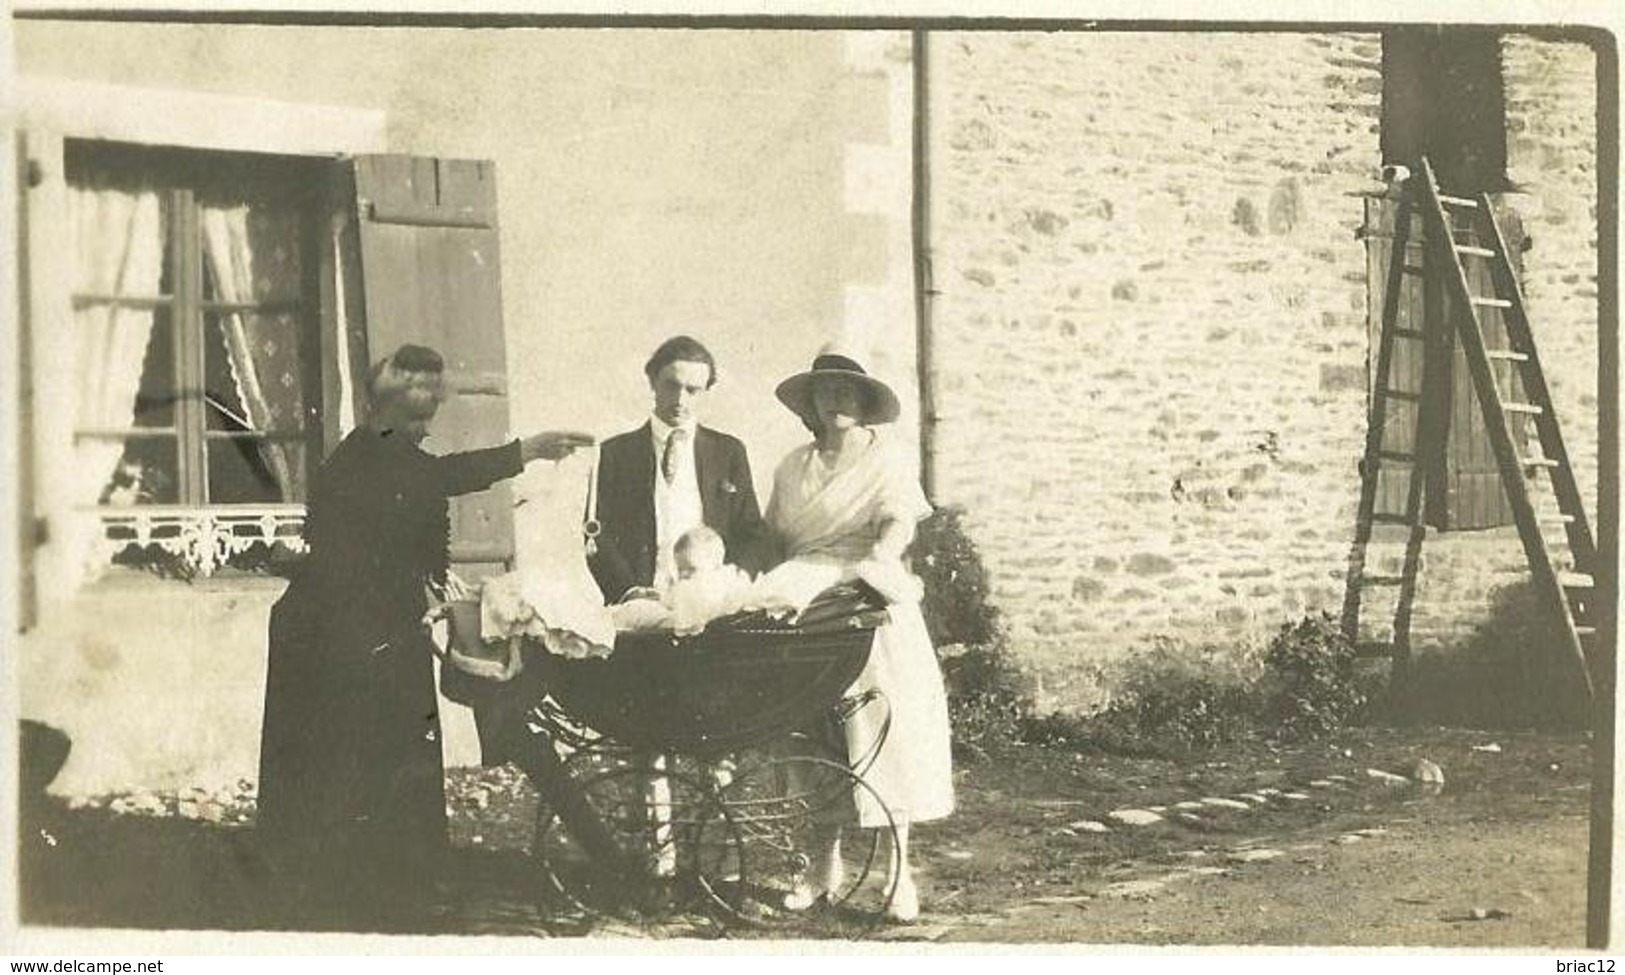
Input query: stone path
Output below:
<box><xmin>1058</xmin><ymin>763</ymin><xmax>1428</xmax><ymax>837</ymax></box>
<box><xmin>868</xmin><ymin>762</ymin><xmax>1439</xmax><ymax>942</ymax></box>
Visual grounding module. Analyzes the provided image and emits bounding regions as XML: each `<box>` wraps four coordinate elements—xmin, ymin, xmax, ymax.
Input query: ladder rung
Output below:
<box><xmin>1487</xmin><ymin>349</ymin><xmax>1529</xmax><ymax>362</ymax></box>
<box><xmin>1521</xmin><ymin>456</ymin><xmax>1561</xmax><ymax>468</ymax></box>
<box><xmin>1381</xmin><ymin>388</ymin><xmax>1422</xmax><ymax>403</ymax></box>
<box><xmin>1455</xmin><ymin>244</ymin><xmax>1496</xmax><ymax>257</ymax></box>
<box><xmin>1502</xmin><ymin>403</ymin><xmax>1544</xmax><ymax>415</ymax></box>
<box><xmin>1390</xmin><ymin>328</ymin><xmax>1426</xmax><ymax>339</ymax></box>
<box><xmin>1576</xmin><ymin>626</ymin><xmax>1597</xmax><ymax>638</ymax></box>
<box><xmin>1439</xmin><ymin>193</ymin><xmax>1479</xmax><ymax>209</ymax></box>
<box><xmin>1363</xmin><ymin>575</ymin><xmax>1406</xmax><ymax>587</ymax></box>
<box><xmin>1541</xmin><ymin>514</ymin><xmax>1577</xmax><ymax>525</ymax></box>
<box><xmin>1559</xmin><ymin>572</ymin><xmax>1595</xmax><ymax>589</ymax></box>
<box><xmin>1470</xmin><ymin>296</ymin><xmax>1513</xmax><ymax>308</ymax></box>
<box><xmin>1401</xmin><ymin>264</ymin><xmax>1427</xmax><ymax>275</ymax></box>
<box><xmin>1378</xmin><ymin>450</ymin><xmax>1416</xmax><ymax>462</ymax></box>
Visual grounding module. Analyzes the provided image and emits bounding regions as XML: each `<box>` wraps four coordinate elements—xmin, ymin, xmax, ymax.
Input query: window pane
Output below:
<box><xmin>203</xmin><ymin>311</ymin><xmax>308</xmax><ymax>434</ymax></box>
<box><xmin>77</xmin><ymin>304</ymin><xmax>177</xmax><ymax>432</ymax></box>
<box><xmin>68</xmin><ymin>171</ymin><xmax>169</xmax><ymax>298</ymax></box>
<box><xmin>90</xmin><ymin>436</ymin><xmax>180</xmax><ymax>506</ymax></box>
<box><xmin>206</xmin><ymin>435</ymin><xmax>308</xmax><ymax>505</ymax></box>
<box><xmin>71</xmin><ymin>177</ymin><xmax>174</xmax><ymax>437</ymax></box>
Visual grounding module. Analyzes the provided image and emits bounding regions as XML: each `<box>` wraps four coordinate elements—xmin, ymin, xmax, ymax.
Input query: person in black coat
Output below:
<box><xmin>256</xmin><ymin>344</ymin><xmax>592</xmax><ymax>915</ymax></box>
<box><xmin>589</xmin><ymin>336</ymin><xmax>766</xmax><ymax>604</ymax></box>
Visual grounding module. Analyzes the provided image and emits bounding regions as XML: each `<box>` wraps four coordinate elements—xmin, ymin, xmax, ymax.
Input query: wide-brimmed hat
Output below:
<box><xmin>775</xmin><ymin>343</ymin><xmax>901</xmax><ymax>427</ymax></box>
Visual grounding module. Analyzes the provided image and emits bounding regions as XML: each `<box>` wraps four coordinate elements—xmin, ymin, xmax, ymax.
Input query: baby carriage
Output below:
<box><xmin>444</xmin><ymin>581</ymin><xmax>902</xmax><ymax>926</ymax></box>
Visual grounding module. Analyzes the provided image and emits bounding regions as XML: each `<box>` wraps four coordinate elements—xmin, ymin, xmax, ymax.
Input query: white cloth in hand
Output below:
<box><xmin>746</xmin><ymin>559</ymin><xmax>847</xmax><ymax>615</ymax></box>
<box><xmin>610</xmin><ymin>598</ymin><xmax>675</xmax><ymax>633</ymax></box>
<box><xmin>480</xmin><ymin>568</ymin><xmax>616</xmax><ymax>659</ymax></box>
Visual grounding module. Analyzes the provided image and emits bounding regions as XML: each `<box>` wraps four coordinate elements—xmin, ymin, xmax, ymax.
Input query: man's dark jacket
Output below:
<box><xmin>588</xmin><ymin>423</ymin><xmax>766</xmax><ymax>601</ymax></box>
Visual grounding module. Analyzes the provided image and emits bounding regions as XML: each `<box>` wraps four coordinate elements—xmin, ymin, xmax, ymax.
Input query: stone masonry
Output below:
<box><xmin>926</xmin><ymin>31</ymin><xmax>1601</xmax><ymax>710</ymax></box>
<box><xmin>1503</xmin><ymin>36</ymin><xmax>1600</xmax><ymax>516</ymax></box>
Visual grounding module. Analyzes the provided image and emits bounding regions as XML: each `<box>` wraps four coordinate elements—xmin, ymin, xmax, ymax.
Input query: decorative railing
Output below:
<box><xmin>92</xmin><ymin>505</ymin><xmax>308</xmax><ymax>578</ymax></box>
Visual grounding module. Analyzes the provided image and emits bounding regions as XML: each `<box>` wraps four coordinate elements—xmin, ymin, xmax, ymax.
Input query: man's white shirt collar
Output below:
<box><xmin>650</xmin><ymin>414</ymin><xmax>699</xmax><ymax>444</ymax></box>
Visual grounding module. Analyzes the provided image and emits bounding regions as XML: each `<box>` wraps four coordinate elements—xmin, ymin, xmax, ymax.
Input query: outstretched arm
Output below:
<box><xmin>433</xmin><ymin>430</ymin><xmax>595</xmax><ymax>497</ymax></box>
<box><xmin>433</xmin><ymin>440</ymin><xmax>525</xmax><ymax>497</ymax></box>
<box><xmin>520</xmin><ymin>430</ymin><xmax>596</xmax><ymax>464</ymax></box>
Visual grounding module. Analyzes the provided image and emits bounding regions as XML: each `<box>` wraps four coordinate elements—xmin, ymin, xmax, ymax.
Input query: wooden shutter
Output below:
<box><xmin>344</xmin><ymin>155</ymin><xmax>515</xmax><ymax>572</ymax></box>
<box><xmin>1364</xmin><ymin>193</ymin><xmax>1431</xmax><ymax>520</ymax></box>
<box><xmin>15</xmin><ymin>131</ymin><xmax>43</xmax><ymax>629</ymax></box>
<box><xmin>1437</xmin><ymin>206</ymin><xmax>1528</xmax><ymax>530</ymax></box>
<box><xmin>1364</xmin><ymin>194</ymin><xmax>1529</xmax><ymax>531</ymax></box>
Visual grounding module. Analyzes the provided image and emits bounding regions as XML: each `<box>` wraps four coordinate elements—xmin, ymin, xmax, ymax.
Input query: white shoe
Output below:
<box><xmin>885</xmin><ymin>876</ymin><xmax>920</xmax><ymax>924</ymax></box>
<box><xmin>782</xmin><ymin>859</ymin><xmax>846</xmax><ymax>911</ymax></box>
<box><xmin>782</xmin><ymin>882</ymin><xmax>826</xmax><ymax>912</ymax></box>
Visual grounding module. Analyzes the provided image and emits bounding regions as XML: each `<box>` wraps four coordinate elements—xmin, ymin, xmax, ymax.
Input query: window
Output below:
<box><xmin>66</xmin><ymin>142</ymin><xmax>323</xmax><ymax>575</ymax></box>
<box><xmin>1382</xmin><ymin>28</ymin><xmax>1510</xmax><ymax>196</ymax></box>
<box><xmin>22</xmin><ymin>141</ymin><xmax>516</xmax><ymax>593</ymax></box>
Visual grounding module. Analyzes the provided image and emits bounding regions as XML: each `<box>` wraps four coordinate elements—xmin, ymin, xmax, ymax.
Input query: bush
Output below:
<box><xmin>913</xmin><ymin>506</ymin><xmax>1030</xmax><ymax>759</ymax></box>
<box><xmin>913</xmin><ymin>505</ymin><xmax>1001</xmax><ymax>649</ymax></box>
<box><xmin>915</xmin><ymin>507</ymin><xmax>1373</xmax><ymax>754</ymax></box>
<box><xmin>1080</xmin><ymin>637</ymin><xmax>1262</xmax><ymax>753</ymax></box>
<box><xmin>1258</xmin><ymin>611</ymin><xmax>1373</xmax><ymax>741</ymax></box>
<box><xmin>939</xmin><ymin>641</ymin><xmax>1030</xmax><ymax>760</ymax></box>
<box><xmin>1018</xmin><ymin>616</ymin><xmax>1376</xmax><ymax>754</ymax></box>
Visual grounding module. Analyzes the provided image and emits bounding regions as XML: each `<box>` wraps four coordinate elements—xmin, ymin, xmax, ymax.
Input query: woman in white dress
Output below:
<box><xmin>765</xmin><ymin>344</ymin><xmax>955</xmax><ymax>923</ymax></box>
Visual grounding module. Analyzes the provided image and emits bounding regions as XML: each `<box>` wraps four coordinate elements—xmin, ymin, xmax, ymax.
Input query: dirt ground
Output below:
<box><xmin>16</xmin><ymin>725</ymin><xmax>1592</xmax><ymax>948</ymax></box>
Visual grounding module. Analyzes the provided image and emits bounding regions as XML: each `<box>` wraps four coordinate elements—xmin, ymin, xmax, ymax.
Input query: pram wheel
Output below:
<box><xmin>710</xmin><ymin>752</ymin><xmax>899</xmax><ymax>923</ymax></box>
<box><xmin>532</xmin><ymin>757</ymin><xmax>744</xmax><ymax>923</ymax></box>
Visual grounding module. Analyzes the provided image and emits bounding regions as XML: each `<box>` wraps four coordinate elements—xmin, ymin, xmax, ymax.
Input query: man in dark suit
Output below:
<box><xmin>589</xmin><ymin>335</ymin><xmax>766</xmax><ymax>603</ymax></box>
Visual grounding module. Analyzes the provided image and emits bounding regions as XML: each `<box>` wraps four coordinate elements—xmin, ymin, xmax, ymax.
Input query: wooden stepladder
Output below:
<box><xmin>1342</xmin><ymin>157</ymin><xmax>1598</xmax><ymax>699</ymax></box>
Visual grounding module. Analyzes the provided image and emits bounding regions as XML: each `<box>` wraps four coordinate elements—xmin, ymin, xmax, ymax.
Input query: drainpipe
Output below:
<box><xmin>911</xmin><ymin>29</ymin><xmax>938</xmax><ymax>503</ymax></box>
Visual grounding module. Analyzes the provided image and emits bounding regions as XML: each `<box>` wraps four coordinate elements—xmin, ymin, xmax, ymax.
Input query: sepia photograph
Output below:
<box><xmin>4</xmin><ymin>2</ymin><xmax>1619</xmax><ymax>954</ymax></box>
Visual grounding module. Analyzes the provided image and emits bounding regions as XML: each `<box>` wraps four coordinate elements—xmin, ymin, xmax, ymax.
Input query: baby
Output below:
<box><xmin>606</xmin><ymin>526</ymin><xmax>754</xmax><ymax>635</ymax></box>
<box><xmin>666</xmin><ymin>526</ymin><xmax>754</xmax><ymax>635</ymax></box>
<box><xmin>673</xmin><ymin>525</ymin><xmax>727</xmax><ymax>580</ymax></box>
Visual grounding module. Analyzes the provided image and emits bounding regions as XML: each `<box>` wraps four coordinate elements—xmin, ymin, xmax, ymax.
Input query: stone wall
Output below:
<box><xmin>926</xmin><ymin>30</ymin><xmax>1601</xmax><ymax>710</ymax></box>
<box><xmin>927</xmin><ymin>32</ymin><xmax>1385</xmax><ymax>707</ymax></box>
<box><xmin>1502</xmin><ymin>36</ymin><xmax>1600</xmax><ymax>517</ymax></box>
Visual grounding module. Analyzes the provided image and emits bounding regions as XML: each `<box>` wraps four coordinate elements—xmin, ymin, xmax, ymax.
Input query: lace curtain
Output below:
<box><xmin>201</xmin><ymin>204</ymin><xmax>307</xmax><ymax>502</ymax></box>
<box><xmin>70</xmin><ymin>185</ymin><xmax>164</xmax><ymax>507</ymax></box>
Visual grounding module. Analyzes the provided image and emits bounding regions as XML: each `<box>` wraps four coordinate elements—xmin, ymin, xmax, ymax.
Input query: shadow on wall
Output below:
<box><xmin>1383</xmin><ymin>581</ymin><xmax>1590</xmax><ymax>731</ymax></box>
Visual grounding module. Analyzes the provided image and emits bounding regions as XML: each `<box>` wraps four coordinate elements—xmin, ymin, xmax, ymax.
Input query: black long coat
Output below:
<box><xmin>256</xmin><ymin>427</ymin><xmax>521</xmax><ymax>876</ymax></box>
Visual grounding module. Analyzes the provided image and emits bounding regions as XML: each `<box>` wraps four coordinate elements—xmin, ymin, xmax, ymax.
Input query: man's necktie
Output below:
<box><xmin>662</xmin><ymin>428</ymin><xmax>689</xmax><ymax>485</ymax></box>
